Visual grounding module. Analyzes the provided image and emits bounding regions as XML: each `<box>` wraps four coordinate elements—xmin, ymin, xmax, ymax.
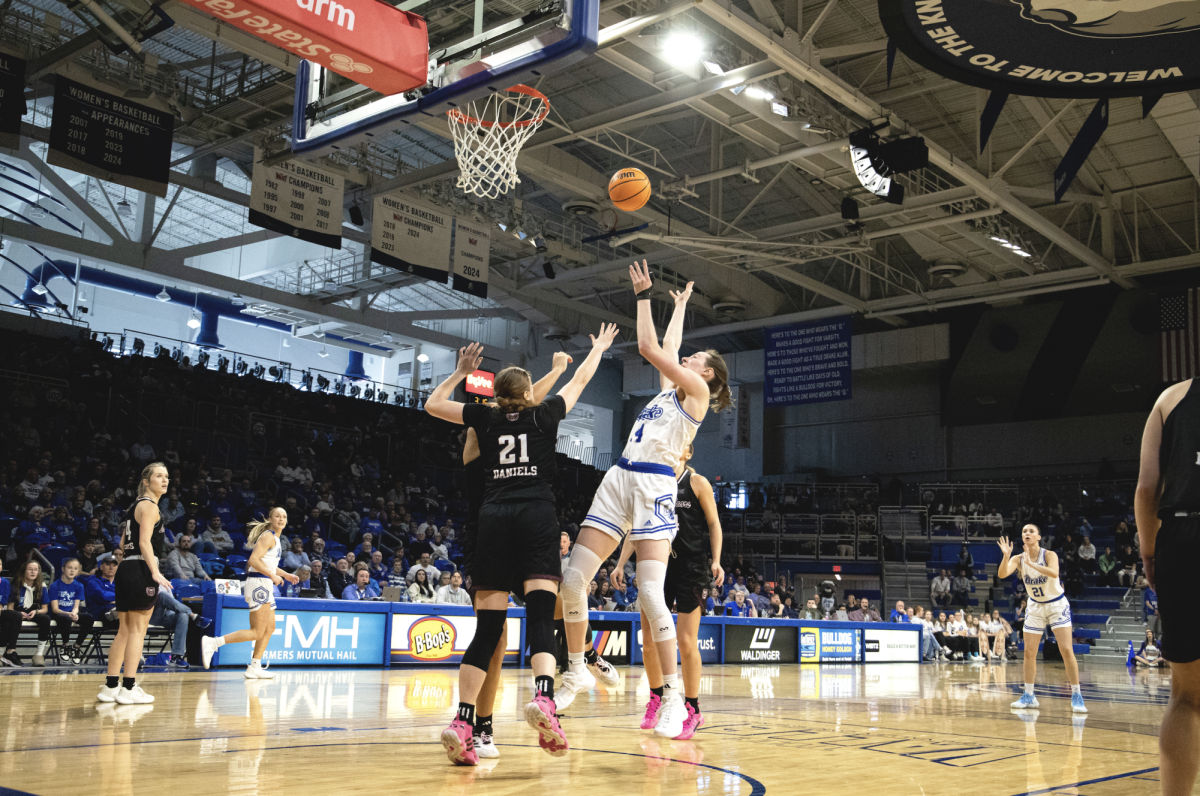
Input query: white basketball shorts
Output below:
<box><xmin>583</xmin><ymin>459</ymin><xmax>678</xmax><ymax>543</ymax></box>
<box><xmin>244</xmin><ymin>576</ymin><xmax>277</xmax><ymax>613</ymax></box>
<box><xmin>1023</xmin><ymin>595</ymin><xmax>1072</xmax><ymax>633</ymax></box>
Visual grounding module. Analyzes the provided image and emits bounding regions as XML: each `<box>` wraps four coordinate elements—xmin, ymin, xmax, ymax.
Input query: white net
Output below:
<box><xmin>447</xmin><ymin>85</ymin><xmax>549</xmax><ymax>199</ymax></box>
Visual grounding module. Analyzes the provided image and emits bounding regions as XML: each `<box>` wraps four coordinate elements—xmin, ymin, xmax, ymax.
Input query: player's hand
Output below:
<box><xmin>711</xmin><ymin>562</ymin><xmax>725</xmax><ymax>589</ymax></box>
<box><xmin>283</xmin><ymin>572</ymin><xmax>300</xmax><ymax>584</ymax></box>
<box><xmin>552</xmin><ymin>351</ymin><xmax>573</xmax><ymax>371</ymax></box>
<box><xmin>455</xmin><ymin>342</ymin><xmax>483</xmax><ymax>376</ymax></box>
<box><xmin>997</xmin><ymin>537</ymin><xmax>1012</xmax><ymax>557</ymax></box>
<box><xmin>590</xmin><ymin>323</ymin><xmax>620</xmax><ymax>351</ymax></box>
<box><xmin>611</xmin><ymin>569</ymin><xmax>626</xmax><ymax>590</ymax></box>
<box><xmin>271</xmin><ymin>574</ymin><xmax>284</xmax><ymax>586</ymax></box>
<box><xmin>669</xmin><ymin>281</ymin><xmax>694</xmax><ymax>307</ymax></box>
<box><xmin>154</xmin><ymin>573</ymin><xmax>173</xmax><ymax>590</ymax></box>
<box><xmin>629</xmin><ymin>259</ymin><xmax>653</xmax><ymax>294</ymax></box>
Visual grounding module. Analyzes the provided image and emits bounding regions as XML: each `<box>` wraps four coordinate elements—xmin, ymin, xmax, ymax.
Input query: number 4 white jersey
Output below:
<box><xmin>622</xmin><ymin>388</ymin><xmax>701</xmax><ymax>467</ymax></box>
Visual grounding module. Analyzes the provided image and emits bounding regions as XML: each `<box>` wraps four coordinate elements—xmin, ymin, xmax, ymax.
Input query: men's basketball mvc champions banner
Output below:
<box><xmin>879</xmin><ymin>0</ymin><xmax>1200</xmax><ymax>98</ymax></box>
<box><xmin>48</xmin><ymin>78</ymin><xmax>174</xmax><ymax>198</ymax></box>
<box><xmin>0</xmin><ymin>53</ymin><xmax>25</xmax><ymax>150</ymax></box>
<box><xmin>249</xmin><ymin>145</ymin><xmax>344</xmax><ymax>248</ymax></box>
<box><xmin>178</xmin><ymin>0</ymin><xmax>428</xmax><ymax>95</ymax></box>
<box><xmin>370</xmin><ymin>192</ymin><xmax>452</xmax><ymax>282</ymax></box>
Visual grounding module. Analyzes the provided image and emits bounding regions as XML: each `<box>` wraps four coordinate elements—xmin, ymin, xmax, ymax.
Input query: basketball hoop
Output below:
<box><xmin>447</xmin><ymin>84</ymin><xmax>550</xmax><ymax>199</ymax></box>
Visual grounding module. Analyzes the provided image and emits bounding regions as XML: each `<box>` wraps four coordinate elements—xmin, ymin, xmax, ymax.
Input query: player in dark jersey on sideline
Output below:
<box><xmin>614</xmin><ymin>442</ymin><xmax>723</xmax><ymax>739</ymax></box>
<box><xmin>459</xmin><ymin>352</ymin><xmax>572</xmax><ymax>760</ymax></box>
<box><xmin>1137</xmin><ymin>377</ymin><xmax>1200</xmax><ymax>796</ymax></box>
<box><xmin>427</xmin><ymin>325</ymin><xmax>618</xmax><ymax>766</ymax></box>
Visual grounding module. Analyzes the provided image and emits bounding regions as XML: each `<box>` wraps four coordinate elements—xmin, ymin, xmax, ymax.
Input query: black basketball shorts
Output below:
<box><xmin>664</xmin><ymin>555</ymin><xmax>709</xmax><ymax>615</ymax></box>
<box><xmin>472</xmin><ymin>500</ymin><xmax>562</xmax><ymax>595</ymax></box>
<box><xmin>114</xmin><ymin>559</ymin><xmax>158</xmax><ymax>612</ymax></box>
<box><xmin>1155</xmin><ymin>516</ymin><xmax>1200</xmax><ymax>663</ymax></box>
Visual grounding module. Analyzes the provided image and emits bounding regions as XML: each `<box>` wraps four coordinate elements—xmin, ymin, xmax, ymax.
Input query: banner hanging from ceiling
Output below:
<box><xmin>451</xmin><ymin>218</ymin><xmax>491</xmax><ymax>298</ymax></box>
<box><xmin>369</xmin><ymin>193</ymin><xmax>452</xmax><ymax>282</ymax></box>
<box><xmin>248</xmin><ymin>145</ymin><xmax>344</xmax><ymax>248</ymax></box>
<box><xmin>878</xmin><ymin>0</ymin><xmax>1200</xmax><ymax>98</ymax></box>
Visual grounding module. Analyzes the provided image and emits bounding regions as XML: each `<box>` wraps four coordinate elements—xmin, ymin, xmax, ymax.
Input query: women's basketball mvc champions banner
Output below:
<box><xmin>879</xmin><ymin>0</ymin><xmax>1200</xmax><ymax>98</ymax></box>
<box><xmin>177</xmin><ymin>0</ymin><xmax>428</xmax><ymax>95</ymax></box>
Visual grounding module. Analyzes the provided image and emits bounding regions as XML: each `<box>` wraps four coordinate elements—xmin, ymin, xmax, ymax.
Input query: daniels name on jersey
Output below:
<box><xmin>493</xmin><ymin>465</ymin><xmax>539</xmax><ymax>479</ymax></box>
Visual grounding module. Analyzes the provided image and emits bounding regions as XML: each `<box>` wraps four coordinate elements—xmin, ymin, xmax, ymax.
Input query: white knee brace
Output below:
<box><xmin>561</xmin><ymin>545</ymin><xmax>602</xmax><ymax>625</ymax></box>
<box><xmin>637</xmin><ymin>559</ymin><xmax>675</xmax><ymax>642</ymax></box>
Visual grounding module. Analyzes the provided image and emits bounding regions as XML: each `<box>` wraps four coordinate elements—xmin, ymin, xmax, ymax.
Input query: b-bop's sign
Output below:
<box><xmin>391</xmin><ymin>614</ymin><xmax>522</xmax><ymax>665</ymax></box>
<box><xmin>879</xmin><ymin>0</ymin><xmax>1200</xmax><ymax>98</ymax></box>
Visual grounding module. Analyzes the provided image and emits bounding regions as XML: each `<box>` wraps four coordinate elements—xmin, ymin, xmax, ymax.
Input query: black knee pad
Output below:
<box><xmin>524</xmin><ymin>590</ymin><xmax>558</xmax><ymax>658</ymax></box>
<box><xmin>462</xmin><ymin>609</ymin><xmax>507</xmax><ymax>671</ymax></box>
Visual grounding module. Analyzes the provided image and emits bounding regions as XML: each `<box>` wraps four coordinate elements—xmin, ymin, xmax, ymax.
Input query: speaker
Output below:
<box><xmin>989</xmin><ymin>323</ymin><xmax>1019</xmax><ymax>352</ymax></box>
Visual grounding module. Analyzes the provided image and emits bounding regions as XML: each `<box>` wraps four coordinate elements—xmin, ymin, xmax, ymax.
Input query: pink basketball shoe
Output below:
<box><xmin>441</xmin><ymin>718</ymin><xmax>478</xmax><ymax>766</ymax></box>
<box><xmin>640</xmin><ymin>694</ymin><xmax>662</xmax><ymax>730</ymax></box>
<box><xmin>674</xmin><ymin>702</ymin><xmax>705</xmax><ymax>740</ymax></box>
<box><xmin>525</xmin><ymin>694</ymin><xmax>569</xmax><ymax>757</ymax></box>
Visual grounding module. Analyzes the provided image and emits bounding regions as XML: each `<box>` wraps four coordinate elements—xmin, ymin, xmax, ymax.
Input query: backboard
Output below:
<box><xmin>291</xmin><ymin>0</ymin><xmax>598</xmax><ymax>158</ymax></box>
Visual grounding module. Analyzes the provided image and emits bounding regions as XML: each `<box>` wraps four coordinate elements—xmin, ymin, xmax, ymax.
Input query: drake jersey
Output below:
<box><xmin>621</xmin><ymin>388</ymin><xmax>701</xmax><ymax>467</ymax></box>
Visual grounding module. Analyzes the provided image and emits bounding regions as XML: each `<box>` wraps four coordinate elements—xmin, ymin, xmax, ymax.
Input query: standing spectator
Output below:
<box><xmin>930</xmin><ymin>569</ymin><xmax>952</xmax><ymax>608</ymax></box>
<box><xmin>201</xmin><ymin>516</ymin><xmax>234</xmax><ymax>556</ymax></box>
<box><xmin>435</xmin><ymin>571</ymin><xmax>471</xmax><ymax>605</ymax></box>
<box><xmin>280</xmin><ymin>538</ymin><xmax>311</xmax><ymax>572</ymax></box>
<box><xmin>5</xmin><ymin>560</ymin><xmax>51</xmax><ymax>666</ymax></box>
<box><xmin>1077</xmin><ymin>536</ymin><xmax>1097</xmax><ymax>573</ymax></box>
<box><xmin>952</xmin><ymin>571</ymin><xmax>972</xmax><ymax>608</ymax></box>
<box><xmin>407</xmin><ymin>568</ymin><xmax>435</xmax><ymax>603</ymax></box>
<box><xmin>49</xmin><ymin>558</ymin><xmax>93</xmax><ymax>664</ymax></box>
<box><xmin>164</xmin><ymin>535</ymin><xmax>211</xmax><ymax>583</ymax></box>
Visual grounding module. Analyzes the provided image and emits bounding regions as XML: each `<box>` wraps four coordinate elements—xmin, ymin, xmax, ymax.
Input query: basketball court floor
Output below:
<box><xmin>0</xmin><ymin>662</ymin><xmax>1165</xmax><ymax>795</ymax></box>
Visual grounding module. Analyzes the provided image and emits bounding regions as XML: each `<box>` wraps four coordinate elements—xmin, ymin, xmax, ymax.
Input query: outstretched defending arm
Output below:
<box><xmin>424</xmin><ymin>343</ymin><xmax>483</xmax><ymax>425</ymax></box>
<box><xmin>532</xmin><ymin>351</ymin><xmax>572</xmax><ymax>403</ymax></box>
<box><xmin>557</xmin><ymin>324</ymin><xmax>619</xmax><ymax>413</ymax></box>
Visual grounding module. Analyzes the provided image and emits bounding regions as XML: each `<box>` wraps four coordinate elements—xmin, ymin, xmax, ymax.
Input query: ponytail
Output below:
<box><xmin>494</xmin><ymin>366</ymin><xmax>536</xmax><ymax>412</ymax></box>
<box><xmin>703</xmin><ymin>350</ymin><xmax>734</xmax><ymax>412</ymax></box>
<box><xmin>247</xmin><ymin>507</ymin><xmax>286</xmax><ymax>547</ymax></box>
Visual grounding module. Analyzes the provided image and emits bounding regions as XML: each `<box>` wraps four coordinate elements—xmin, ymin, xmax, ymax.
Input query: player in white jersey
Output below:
<box><xmin>201</xmin><ymin>507</ymin><xmax>298</xmax><ymax>679</ymax></box>
<box><xmin>557</xmin><ymin>260</ymin><xmax>732</xmax><ymax>739</ymax></box>
<box><xmin>999</xmin><ymin>524</ymin><xmax>1087</xmax><ymax>713</ymax></box>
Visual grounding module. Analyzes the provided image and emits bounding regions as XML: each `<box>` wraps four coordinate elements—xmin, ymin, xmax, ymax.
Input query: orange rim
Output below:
<box><xmin>447</xmin><ymin>84</ymin><xmax>550</xmax><ymax>129</ymax></box>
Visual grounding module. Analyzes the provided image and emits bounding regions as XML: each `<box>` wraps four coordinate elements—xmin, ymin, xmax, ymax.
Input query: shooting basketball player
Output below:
<box><xmin>557</xmin><ymin>262</ymin><xmax>733</xmax><ymax>739</ymax></box>
<box><xmin>427</xmin><ymin>325</ymin><xmax>618</xmax><ymax>765</ymax></box>
<box><xmin>1136</xmin><ymin>377</ymin><xmax>1200</xmax><ymax>796</ymax></box>
<box><xmin>999</xmin><ymin>525</ymin><xmax>1087</xmax><ymax>714</ymax></box>
<box><xmin>614</xmin><ymin>442</ymin><xmax>723</xmax><ymax>739</ymax></box>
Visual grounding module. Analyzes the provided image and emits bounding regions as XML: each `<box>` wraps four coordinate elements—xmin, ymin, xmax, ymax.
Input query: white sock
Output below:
<box><xmin>1071</xmin><ymin>684</ymin><xmax>1081</xmax><ymax>695</ymax></box>
<box><xmin>1024</xmin><ymin>684</ymin><xmax>1035</xmax><ymax>695</ymax></box>
<box><xmin>251</xmin><ymin>657</ymin><xmax>261</xmax><ymax>665</ymax></box>
<box><xmin>213</xmin><ymin>636</ymin><xmax>226</xmax><ymax>648</ymax></box>
<box><xmin>568</xmin><ymin>652</ymin><xmax>585</xmax><ymax>672</ymax></box>
<box><xmin>35</xmin><ymin>641</ymin><xmax>48</xmax><ymax>655</ymax></box>
<box><xmin>662</xmin><ymin>673</ymin><xmax>679</xmax><ymax>694</ymax></box>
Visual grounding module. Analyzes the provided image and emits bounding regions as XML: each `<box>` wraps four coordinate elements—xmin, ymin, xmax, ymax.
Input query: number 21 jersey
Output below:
<box><xmin>462</xmin><ymin>395</ymin><xmax>566</xmax><ymax>504</ymax></box>
<box><xmin>622</xmin><ymin>388</ymin><xmax>701</xmax><ymax>467</ymax></box>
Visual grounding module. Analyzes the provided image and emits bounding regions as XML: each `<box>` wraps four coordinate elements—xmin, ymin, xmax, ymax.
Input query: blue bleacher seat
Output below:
<box><xmin>197</xmin><ymin>552</ymin><xmax>219</xmax><ymax>562</ymax></box>
<box><xmin>201</xmin><ymin>580</ymin><xmax>217</xmax><ymax>594</ymax></box>
<box><xmin>41</xmin><ymin>545</ymin><xmax>74</xmax><ymax>574</ymax></box>
<box><xmin>227</xmin><ymin>554</ymin><xmax>249</xmax><ymax>567</ymax></box>
<box><xmin>170</xmin><ymin>578</ymin><xmax>192</xmax><ymax>591</ymax></box>
<box><xmin>174</xmin><ymin>582</ymin><xmax>202</xmax><ymax>600</ymax></box>
<box><xmin>435</xmin><ymin>560</ymin><xmax>456</xmax><ymax>573</ymax></box>
<box><xmin>202</xmin><ymin>559</ymin><xmax>227</xmax><ymax>576</ymax></box>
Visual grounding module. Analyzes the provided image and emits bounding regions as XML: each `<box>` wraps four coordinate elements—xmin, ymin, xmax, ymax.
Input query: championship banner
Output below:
<box><xmin>764</xmin><ymin>316</ymin><xmax>852</xmax><ymax>406</ymax></box>
<box><xmin>879</xmin><ymin>0</ymin><xmax>1200</xmax><ymax>99</ymax></box>
<box><xmin>370</xmin><ymin>193</ymin><xmax>451</xmax><ymax>283</ymax></box>
<box><xmin>249</xmin><ymin>146</ymin><xmax>343</xmax><ymax>248</ymax></box>
<box><xmin>48</xmin><ymin>77</ymin><xmax>174</xmax><ymax>197</ymax></box>
<box><xmin>451</xmin><ymin>218</ymin><xmax>491</xmax><ymax>298</ymax></box>
<box><xmin>0</xmin><ymin>53</ymin><xmax>25</xmax><ymax>150</ymax></box>
<box><xmin>177</xmin><ymin>0</ymin><xmax>428</xmax><ymax>96</ymax></box>
<box><xmin>391</xmin><ymin>613</ymin><xmax>521</xmax><ymax>664</ymax></box>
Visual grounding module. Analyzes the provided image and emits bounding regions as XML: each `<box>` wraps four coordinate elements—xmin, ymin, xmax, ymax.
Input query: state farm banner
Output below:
<box><xmin>249</xmin><ymin>146</ymin><xmax>343</xmax><ymax>248</ymax></box>
<box><xmin>179</xmin><ymin>0</ymin><xmax>428</xmax><ymax>95</ymax></box>
<box><xmin>451</xmin><ymin>219</ymin><xmax>491</xmax><ymax>298</ymax></box>
<box><xmin>370</xmin><ymin>193</ymin><xmax>452</xmax><ymax>283</ymax></box>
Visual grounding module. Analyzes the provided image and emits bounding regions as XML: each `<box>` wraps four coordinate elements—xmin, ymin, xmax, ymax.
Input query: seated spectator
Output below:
<box><xmin>343</xmin><ymin>566</ymin><xmax>381</xmax><ymax>601</ymax></box>
<box><xmin>129</xmin><ymin>433</ymin><xmax>155</xmax><ymax>465</ymax></box>
<box><xmin>85</xmin><ymin>556</ymin><xmax>120</xmax><ymax>626</ymax></box>
<box><xmin>595</xmin><ymin>580</ymin><xmax>617</xmax><ymax>611</ymax></box>
<box><xmin>1118</xmin><ymin>544</ymin><xmax>1139</xmax><ymax>586</ymax></box>
<box><xmin>848</xmin><ymin>600</ymin><xmax>881</xmax><ymax>622</ymax></box>
<box><xmin>749</xmin><ymin>584</ymin><xmax>770</xmax><ymax>616</ymax></box>
<box><xmin>209</xmin><ymin>488</ymin><xmax>240</xmax><ymax>531</ymax></box>
<box><xmin>164</xmin><ymin>535</ymin><xmax>211</xmax><ymax>583</ymax></box>
<box><xmin>46</xmin><ymin>506</ymin><xmax>77</xmax><ymax>545</ymax></box>
<box><xmin>150</xmin><ymin>588</ymin><xmax>198</xmax><ymax>666</ymax></box>
<box><xmin>303</xmin><ymin>509</ymin><xmax>326</xmax><ymax>541</ymax></box>
<box><xmin>407</xmin><ymin>568</ymin><xmax>435</xmax><ymax>603</ymax></box>
<box><xmin>846</xmin><ymin>594</ymin><xmax>858</xmax><ymax>612</ymax></box>
<box><xmin>724</xmin><ymin>590</ymin><xmax>756</xmax><ymax>618</ymax></box>
<box><xmin>201</xmin><ymin>516</ymin><xmax>234</xmax><ymax>556</ymax></box>
<box><xmin>1077</xmin><ymin>536</ymin><xmax>1097</xmax><ymax>573</ymax></box>
<box><xmin>5</xmin><ymin>559</ymin><xmax>52</xmax><ymax>667</ymax></box>
<box><xmin>439</xmin><ymin>518</ymin><xmax>457</xmax><ymax>542</ymax></box>
<box><xmin>308</xmin><ymin>560</ymin><xmax>332</xmax><ymax>599</ymax></box>
<box><xmin>359</xmin><ymin>509</ymin><xmax>385</xmax><ymax>539</ymax></box>
<box><xmin>406</xmin><ymin>552</ymin><xmax>440</xmax><ymax>585</ymax></box>
<box><xmin>930</xmin><ymin>569</ymin><xmax>951</xmax><ymax>608</ymax></box>
<box><xmin>309</xmin><ymin>537</ymin><xmax>332</xmax><ymax>567</ymax></box>
<box><xmin>292</xmin><ymin>458</ymin><xmax>314</xmax><ymax>485</ymax></box>
<box><xmin>1097</xmin><ymin>546</ymin><xmax>1119</xmax><ymax>587</ymax></box>
<box><xmin>78</xmin><ymin>540</ymin><xmax>101</xmax><ymax>576</ymax></box>
<box><xmin>368</xmin><ymin>551</ymin><xmax>388</xmax><ymax>583</ymax></box>
<box><xmin>159</xmin><ymin>489</ymin><xmax>186</xmax><ymax>528</ymax></box>
<box><xmin>945</xmin><ymin>611</ymin><xmax>971</xmax><ymax>660</ymax></box>
<box><xmin>799</xmin><ymin>598</ymin><xmax>822</xmax><ymax>621</ymax></box>
<box><xmin>354</xmin><ymin>533</ymin><xmax>378</xmax><ymax>558</ymax></box>
<box><xmin>280</xmin><ymin>538</ymin><xmax>311</xmax><ymax>573</ymax></box>
<box><xmin>279</xmin><ymin>566</ymin><xmax>312</xmax><ymax>598</ymax></box>
<box><xmin>387</xmin><ymin>558</ymin><xmax>409</xmax><ymax>589</ymax></box>
<box><xmin>49</xmin><ymin>558</ymin><xmax>94</xmax><ymax>664</ymax></box>
<box><xmin>952</xmin><ymin>571</ymin><xmax>972</xmax><ymax>607</ymax></box>
<box><xmin>612</xmin><ymin>577</ymin><xmax>638</xmax><ymax>611</ymax></box>
<box><xmin>588</xmin><ymin>581</ymin><xmax>604</xmax><ymax>611</ymax></box>
<box><xmin>344</xmin><ymin>552</ymin><xmax>357</xmax><ymax>570</ymax></box>
<box><xmin>274</xmin><ymin>457</ymin><xmax>296</xmax><ymax>484</ymax></box>
<box><xmin>766</xmin><ymin>593</ymin><xmax>792</xmax><ymax>618</ymax></box>
<box><xmin>328</xmin><ymin>559</ymin><xmax>353</xmax><ymax>599</ymax></box>
<box><xmin>430</xmin><ymin>533</ymin><xmax>450</xmax><ymax>562</ymax></box>
<box><xmin>889</xmin><ymin>600</ymin><xmax>910</xmax><ymax>622</ymax></box>
<box><xmin>435</xmin><ymin>571</ymin><xmax>471</xmax><ymax>605</ymax></box>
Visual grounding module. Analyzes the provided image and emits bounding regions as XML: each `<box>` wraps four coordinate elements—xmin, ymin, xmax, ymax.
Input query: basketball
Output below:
<box><xmin>608</xmin><ymin>167</ymin><xmax>651</xmax><ymax>211</ymax></box>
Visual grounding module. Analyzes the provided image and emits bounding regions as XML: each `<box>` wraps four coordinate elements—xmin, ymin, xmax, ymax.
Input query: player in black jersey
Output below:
<box><xmin>427</xmin><ymin>325</ymin><xmax>618</xmax><ymax>766</ymax></box>
<box><xmin>1137</xmin><ymin>377</ymin><xmax>1200</xmax><ymax>795</ymax></box>
<box><xmin>615</xmin><ymin>442</ymin><xmax>723</xmax><ymax>740</ymax></box>
<box><xmin>459</xmin><ymin>351</ymin><xmax>572</xmax><ymax>760</ymax></box>
<box><xmin>97</xmin><ymin>462</ymin><xmax>173</xmax><ymax>706</ymax></box>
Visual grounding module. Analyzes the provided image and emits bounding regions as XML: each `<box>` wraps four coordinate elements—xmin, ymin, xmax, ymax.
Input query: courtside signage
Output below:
<box><xmin>370</xmin><ymin>193</ymin><xmax>452</xmax><ymax>282</ymax></box>
<box><xmin>800</xmin><ymin>626</ymin><xmax>862</xmax><ymax>662</ymax></box>
<box><xmin>725</xmin><ymin>624</ymin><xmax>798</xmax><ymax>663</ymax></box>
<box><xmin>391</xmin><ymin>614</ymin><xmax>521</xmax><ymax>664</ymax></box>
<box><xmin>178</xmin><ymin>0</ymin><xmax>428</xmax><ymax>95</ymax></box>
<box><xmin>218</xmin><ymin>605</ymin><xmax>387</xmax><ymax>665</ymax></box>
<box><xmin>465</xmin><ymin>370</ymin><xmax>494</xmax><ymax>397</ymax></box>
<box><xmin>249</xmin><ymin>145</ymin><xmax>344</xmax><ymax>248</ymax></box>
<box><xmin>863</xmin><ymin>627</ymin><xmax>922</xmax><ymax>663</ymax></box>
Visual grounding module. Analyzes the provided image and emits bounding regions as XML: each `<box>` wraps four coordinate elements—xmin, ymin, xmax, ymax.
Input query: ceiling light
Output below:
<box><xmin>187</xmin><ymin>313</ymin><xmax>201</xmax><ymax>329</ymax></box>
<box><xmin>31</xmin><ymin>282</ymin><xmax>47</xmax><ymax>295</ymax></box>
<box><xmin>116</xmin><ymin>199</ymin><xmax>133</xmax><ymax>217</ymax></box>
<box><xmin>417</xmin><ymin>353</ymin><xmax>429</xmax><ymax>363</ymax></box>
<box><xmin>318</xmin><ymin>344</ymin><xmax>329</xmax><ymax>358</ymax></box>
<box><xmin>156</xmin><ymin>287</ymin><xmax>170</xmax><ymax>302</ymax></box>
<box><xmin>701</xmin><ymin>60</ymin><xmax>724</xmax><ymax>76</ymax></box>
<box><xmin>745</xmin><ymin>86</ymin><xmax>774</xmax><ymax>101</ymax></box>
<box><xmin>26</xmin><ymin>203</ymin><xmax>47</xmax><ymax>219</ymax></box>
<box><xmin>662</xmin><ymin>32</ymin><xmax>703</xmax><ymax>64</ymax></box>
<box><xmin>314</xmin><ymin>331</ymin><xmax>325</xmax><ymax>339</ymax></box>
<box><xmin>230</xmin><ymin>294</ymin><xmax>245</xmax><ymax>306</ymax></box>
<box><xmin>729</xmin><ymin>84</ymin><xmax>746</xmax><ymax>96</ymax></box>
<box><xmin>323</xmin><ymin>279</ymin><xmax>338</xmax><ymax>291</ymax></box>
<box><xmin>771</xmin><ymin>102</ymin><xmax>788</xmax><ymax>117</ymax></box>
<box><xmin>282</xmin><ymin>337</ymin><xmax>290</xmax><ymax>348</ymax></box>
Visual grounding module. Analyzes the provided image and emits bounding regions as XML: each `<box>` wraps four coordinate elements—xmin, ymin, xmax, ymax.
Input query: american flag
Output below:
<box><xmin>1162</xmin><ymin>289</ymin><xmax>1200</xmax><ymax>382</ymax></box>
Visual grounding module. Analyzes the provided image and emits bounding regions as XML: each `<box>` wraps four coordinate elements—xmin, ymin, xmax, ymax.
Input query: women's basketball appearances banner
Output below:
<box><xmin>879</xmin><ymin>0</ymin><xmax>1200</xmax><ymax>98</ymax></box>
<box><xmin>249</xmin><ymin>146</ymin><xmax>344</xmax><ymax>248</ymax></box>
<box><xmin>177</xmin><ymin>0</ymin><xmax>428</xmax><ymax>95</ymax></box>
